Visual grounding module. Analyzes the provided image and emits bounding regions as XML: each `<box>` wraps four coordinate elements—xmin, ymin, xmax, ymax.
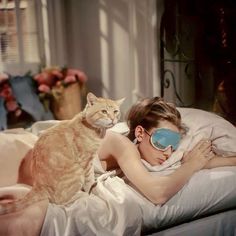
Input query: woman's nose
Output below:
<box><xmin>163</xmin><ymin>146</ymin><xmax>173</xmax><ymax>159</ymax></box>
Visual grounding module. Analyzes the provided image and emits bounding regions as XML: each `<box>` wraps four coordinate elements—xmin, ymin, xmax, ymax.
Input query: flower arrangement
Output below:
<box><xmin>34</xmin><ymin>66</ymin><xmax>88</xmax><ymax>111</ymax></box>
<box><xmin>0</xmin><ymin>73</ymin><xmax>22</xmax><ymax>117</ymax></box>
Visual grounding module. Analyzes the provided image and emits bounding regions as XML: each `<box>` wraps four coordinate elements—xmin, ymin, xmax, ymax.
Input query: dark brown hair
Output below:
<box><xmin>126</xmin><ymin>97</ymin><xmax>183</xmax><ymax>141</ymax></box>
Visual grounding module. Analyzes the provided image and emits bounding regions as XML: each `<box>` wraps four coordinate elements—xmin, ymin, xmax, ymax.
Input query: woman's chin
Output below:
<box><xmin>149</xmin><ymin>160</ymin><xmax>162</xmax><ymax>166</ymax></box>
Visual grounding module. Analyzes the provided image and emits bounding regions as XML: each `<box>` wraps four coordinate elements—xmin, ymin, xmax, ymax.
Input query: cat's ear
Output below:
<box><xmin>116</xmin><ymin>97</ymin><xmax>125</xmax><ymax>106</ymax></box>
<box><xmin>87</xmin><ymin>92</ymin><xmax>98</xmax><ymax>106</ymax></box>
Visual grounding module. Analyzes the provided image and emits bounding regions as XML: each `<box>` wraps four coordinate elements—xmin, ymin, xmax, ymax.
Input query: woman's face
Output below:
<box><xmin>136</xmin><ymin>120</ymin><xmax>180</xmax><ymax>166</ymax></box>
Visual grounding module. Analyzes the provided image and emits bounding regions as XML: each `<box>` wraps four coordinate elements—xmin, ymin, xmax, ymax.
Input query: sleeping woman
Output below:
<box><xmin>98</xmin><ymin>96</ymin><xmax>236</xmax><ymax>204</ymax></box>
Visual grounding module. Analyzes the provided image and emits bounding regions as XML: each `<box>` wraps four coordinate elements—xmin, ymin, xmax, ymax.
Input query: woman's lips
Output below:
<box><xmin>158</xmin><ymin>159</ymin><xmax>165</xmax><ymax>165</ymax></box>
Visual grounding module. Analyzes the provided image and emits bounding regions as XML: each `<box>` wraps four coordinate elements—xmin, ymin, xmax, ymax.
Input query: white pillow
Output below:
<box><xmin>108</xmin><ymin>122</ymin><xmax>129</xmax><ymax>135</ymax></box>
<box><xmin>28</xmin><ymin>120</ymin><xmax>60</xmax><ymax>136</ymax></box>
<box><xmin>0</xmin><ymin>129</ymin><xmax>37</xmax><ymax>187</ymax></box>
<box><xmin>177</xmin><ymin>108</ymin><xmax>236</xmax><ymax>156</ymax></box>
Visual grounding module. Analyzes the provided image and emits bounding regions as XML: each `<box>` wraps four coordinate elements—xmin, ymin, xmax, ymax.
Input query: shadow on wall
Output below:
<box><xmin>65</xmin><ymin>0</ymin><xmax>130</xmax><ymax>98</ymax></box>
<box><xmin>64</xmin><ymin>0</ymin><xmax>159</xmax><ymax>112</ymax></box>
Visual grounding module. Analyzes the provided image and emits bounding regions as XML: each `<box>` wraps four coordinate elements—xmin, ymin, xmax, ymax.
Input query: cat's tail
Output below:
<box><xmin>0</xmin><ymin>186</ymin><xmax>48</xmax><ymax>215</ymax></box>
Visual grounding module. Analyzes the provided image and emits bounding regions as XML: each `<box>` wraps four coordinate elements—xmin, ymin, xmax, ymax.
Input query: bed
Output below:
<box><xmin>0</xmin><ymin>107</ymin><xmax>236</xmax><ymax>236</ymax></box>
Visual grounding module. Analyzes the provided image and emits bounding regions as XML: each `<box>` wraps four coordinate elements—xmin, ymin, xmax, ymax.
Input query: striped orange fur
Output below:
<box><xmin>0</xmin><ymin>92</ymin><xmax>124</xmax><ymax>215</ymax></box>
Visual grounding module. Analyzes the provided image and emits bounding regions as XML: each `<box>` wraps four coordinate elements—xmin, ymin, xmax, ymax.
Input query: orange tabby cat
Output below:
<box><xmin>0</xmin><ymin>92</ymin><xmax>124</xmax><ymax>214</ymax></box>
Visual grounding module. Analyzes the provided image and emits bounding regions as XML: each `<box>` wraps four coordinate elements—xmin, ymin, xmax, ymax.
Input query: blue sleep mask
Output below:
<box><xmin>145</xmin><ymin>128</ymin><xmax>181</xmax><ymax>151</ymax></box>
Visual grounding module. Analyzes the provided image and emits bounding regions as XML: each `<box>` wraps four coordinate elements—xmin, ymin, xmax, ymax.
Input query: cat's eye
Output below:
<box><xmin>114</xmin><ymin>110</ymin><xmax>119</xmax><ymax>114</ymax></box>
<box><xmin>101</xmin><ymin>109</ymin><xmax>108</xmax><ymax>114</ymax></box>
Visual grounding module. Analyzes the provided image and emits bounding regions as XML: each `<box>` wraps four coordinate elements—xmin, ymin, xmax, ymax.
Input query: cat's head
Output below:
<box><xmin>83</xmin><ymin>92</ymin><xmax>125</xmax><ymax>129</ymax></box>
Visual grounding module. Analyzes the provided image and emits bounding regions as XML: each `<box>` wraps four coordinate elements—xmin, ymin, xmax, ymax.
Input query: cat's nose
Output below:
<box><xmin>108</xmin><ymin>115</ymin><xmax>115</xmax><ymax>122</ymax></box>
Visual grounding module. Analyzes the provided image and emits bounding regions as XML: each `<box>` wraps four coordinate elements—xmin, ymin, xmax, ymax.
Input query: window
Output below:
<box><xmin>0</xmin><ymin>0</ymin><xmax>46</xmax><ymax>75</ymax></box>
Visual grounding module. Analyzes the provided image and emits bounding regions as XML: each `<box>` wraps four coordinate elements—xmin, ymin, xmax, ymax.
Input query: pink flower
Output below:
<box><xmin>64</xmin><ymin>75</ymin><xmax>77</xmax><ymax>84</ymax></box>
<box><xmin>6</xmin><ymin>100</ymin><xmax>18</xmax><ymax>112</ymax></box>
<box><xmin>51</xmin><ymin>69</ymin><xmax>63</xmax><ymax>79</ymax></box>
<box><xmin>0</xmin><ymin>85</ymin><xmax>12</xmax><ymax>99</ymax></box>
<box><xmin>66</xmin><ymin>69</ymin><xmax>88</xmax><ymax>83</ymax></box>
<box><xmin>0</xmin><ymin>79</ymin><xmax>22</xmax><ymax>116</ymax></box>
<box><xmin>34</xmin><ymin>72</ymin><xmax>55</xmax><ymax>87</ymax></box>
<box><xmin>38</xmin><ymin>84</ymin><xmax>51</xmax><ymax>93</ymax></box>
<box><xmin>34</xmin><ymin>67</ymin><xmax>88</xmax><ymax>101</ymax></box>
<box><xmin>56</xmin><ymin>80</ymin><xmax>62</xmax><ymax>86</ymax></box>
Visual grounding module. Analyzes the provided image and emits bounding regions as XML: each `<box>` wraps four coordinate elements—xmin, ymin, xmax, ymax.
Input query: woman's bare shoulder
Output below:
<box><xmin>99</xmin><ymin>131</ymin><xmax>134</xmax><ymax>159</ymax></box>
<box><xmin>105</xmin><ymin>130</ymin><xmax>130</xmax><ymax>141</ymax></box>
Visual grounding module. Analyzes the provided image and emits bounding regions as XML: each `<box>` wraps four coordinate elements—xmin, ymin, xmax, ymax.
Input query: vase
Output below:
<box><xmin>51</xmin><ymin>83</ymin><xmax>82</xmax><ymax>120</ymax></box>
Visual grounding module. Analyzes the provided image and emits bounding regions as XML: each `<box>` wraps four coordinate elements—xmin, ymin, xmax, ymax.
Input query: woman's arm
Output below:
<box><xmin>98</xmin><ymin>131</ymin><xmax>211</xmax><ymax>205</ymax></box>
<box><xmin>204</xmin><ymin>155</ymin><xmax>236</xmax><ymax>169</ymax></box>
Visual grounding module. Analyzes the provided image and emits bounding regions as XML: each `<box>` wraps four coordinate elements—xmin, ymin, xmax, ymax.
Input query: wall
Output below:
<box><xmin>60</xmin><ymin>0</ymin><xmax>164</xmax><ymax>114</ymax></box>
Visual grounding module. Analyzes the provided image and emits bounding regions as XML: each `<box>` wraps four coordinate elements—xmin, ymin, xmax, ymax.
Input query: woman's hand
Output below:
<box><xmin>182</xmin><ymin>139</ymin><xmax>215</xmax><ymax>170</ymax></box>
<box><xmin>182</xmin><ymin>139</ymin><xmax>236</xmax><ymax>169</ymax></box>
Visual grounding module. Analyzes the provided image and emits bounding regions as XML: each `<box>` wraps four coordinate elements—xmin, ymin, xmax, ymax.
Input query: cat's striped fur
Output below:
<box><xmin>0</xmin><ymin>92</ymin><xmax>124</xmax><ymax>214</ymax></box>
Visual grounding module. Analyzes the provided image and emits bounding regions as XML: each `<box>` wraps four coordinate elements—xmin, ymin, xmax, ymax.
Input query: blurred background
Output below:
<box><xmin>0</xmin><ymin>0</ymin><xmax>235</xmax><ymax>129</ymax></box>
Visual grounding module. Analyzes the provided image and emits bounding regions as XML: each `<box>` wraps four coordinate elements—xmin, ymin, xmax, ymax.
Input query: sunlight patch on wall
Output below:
<box><xmin>41</xmin><ymin>0</ymin><xmax>50</xmax><ymax>66</ymax></box>
<box><xmin>99</xmin><ymin>7</ymin><xmax>108</xmax><ymax>36</ymax></box>
<box><xmin>99</xmin><ymin>5</ymin><xmax>110</xmax><ymax>96</ymax></box>
<box><xmin>112</xmin><ymin>20</ymin><xmax>129</xmax><ymax>87</ymax></box>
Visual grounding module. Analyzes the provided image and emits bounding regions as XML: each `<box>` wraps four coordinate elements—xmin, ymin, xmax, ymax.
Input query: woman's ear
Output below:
<box><xmin>134</xmin><ymin>125</ymin><xmax>145</xmax><ymax>142</ymax></box>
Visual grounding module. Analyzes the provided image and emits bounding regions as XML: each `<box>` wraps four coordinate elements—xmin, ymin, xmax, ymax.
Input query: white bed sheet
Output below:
<box><xmin>146</xmin><ymin>208</ymin><xmax>236</xmax><ymax>236</ymax></box>
<box><xmin>39</xmin><ymin>163</ymin><xmax>236</xmax><ymax>236</ymax></box>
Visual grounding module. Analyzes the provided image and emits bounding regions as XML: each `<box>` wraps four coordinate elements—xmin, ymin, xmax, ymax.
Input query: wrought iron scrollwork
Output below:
<box><xmin>162</xmin><ymin>69</ymin><xmax>184</xmax><ymax>105</ymax></box>
<box><xmin>159</xmin><ymin>0</ymin><xmax>196</xmax><ymax>107</ymax></box>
